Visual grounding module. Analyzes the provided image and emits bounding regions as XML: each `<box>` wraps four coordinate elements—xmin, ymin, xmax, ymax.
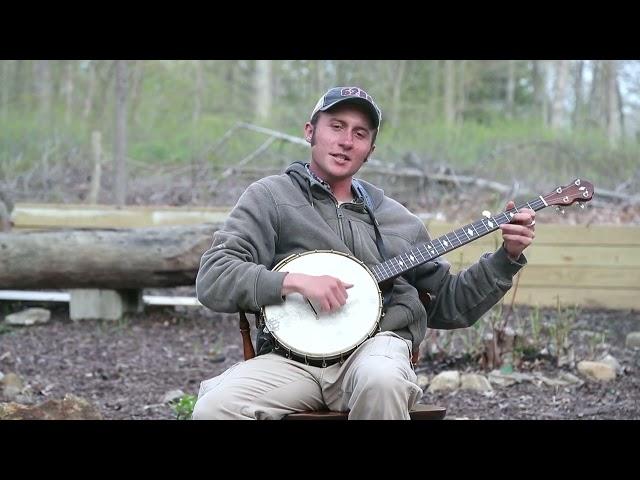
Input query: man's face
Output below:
<box><xmin>304</xmin><ymin>103</ymin><xmax>376</xmax><ymax>186</ymax></box>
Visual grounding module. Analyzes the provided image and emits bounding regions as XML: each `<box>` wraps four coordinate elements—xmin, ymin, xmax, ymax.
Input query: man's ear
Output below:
<box><xmin>304</xmin><ymin>122</ymin><xmax>314</xmax><ymax>142</ymax></box>
<box><xmin>367</xmin><ymin>144</ymin><xmax>376</xmax><ymax>160</ymax></box>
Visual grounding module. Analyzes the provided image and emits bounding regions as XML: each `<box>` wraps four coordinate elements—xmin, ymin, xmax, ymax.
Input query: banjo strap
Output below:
<box><xmin>352</xmin><ymin>179</ymin><xmax>393</xmax><ymax>309</ymax></box>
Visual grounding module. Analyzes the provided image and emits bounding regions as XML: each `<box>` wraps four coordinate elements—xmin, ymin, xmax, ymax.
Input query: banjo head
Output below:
<box><xmin>262</xmin><ymin>250</ymin><xmax>382</xmax><ymax>360</ymax></box>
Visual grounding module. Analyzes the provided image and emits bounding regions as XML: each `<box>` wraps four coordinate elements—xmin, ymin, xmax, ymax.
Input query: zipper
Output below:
<box><xmin>335</xmin><ymin>201</ymin><xmax>345</xmax><ymax>241</ymax></box>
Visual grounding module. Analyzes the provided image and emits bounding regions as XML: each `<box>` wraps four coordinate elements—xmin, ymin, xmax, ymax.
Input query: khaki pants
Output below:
<box><xmin>192</xmin><ymin>331</ymin><xmax>422</xmax><ymax>420</ymax></box>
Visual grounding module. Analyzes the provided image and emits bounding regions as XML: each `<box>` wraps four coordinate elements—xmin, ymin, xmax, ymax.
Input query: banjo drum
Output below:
<box><xmin>262</xmin><ymin>250</ymin><xmax>382</xmax><ymax>365</ymax></box>
<box><xmin>260</xmin><ymin>179</ymin><xmax>594</xmax><ymax>367</ymax></box>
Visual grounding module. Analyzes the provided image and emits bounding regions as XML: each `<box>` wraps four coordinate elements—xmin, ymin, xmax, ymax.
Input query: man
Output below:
<box><xmin>193</xmin><ymin>86</ymin><xmax>535</xmax><ymax>419</ymax></box>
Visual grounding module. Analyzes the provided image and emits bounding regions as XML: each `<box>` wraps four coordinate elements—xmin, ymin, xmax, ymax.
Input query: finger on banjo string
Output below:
<box><xmin>502</xmin><ymin>234</ymin><xmax>533</xmax><ymax>247</ymax></box>
<box><xmin>500</xmin><ymin>223</ymin><xmax>535</xmax><ymax>237</ymax></box>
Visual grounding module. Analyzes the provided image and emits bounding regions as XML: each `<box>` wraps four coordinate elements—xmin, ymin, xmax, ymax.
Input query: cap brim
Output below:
<box><xmin>318</xmin><ymin>97</ymin><xmax>380</xmax><ymax>128</ymax></box>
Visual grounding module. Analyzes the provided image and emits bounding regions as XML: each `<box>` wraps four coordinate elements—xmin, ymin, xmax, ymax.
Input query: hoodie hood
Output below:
<box><xmin>284</xmin><ymin>161</ymin><xmax>385</xmax><ymax>210</ymax></box>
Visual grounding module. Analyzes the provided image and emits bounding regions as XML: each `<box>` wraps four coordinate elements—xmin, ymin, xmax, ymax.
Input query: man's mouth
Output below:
<box><xmin>330</xmin><ymin>153</ymin><xmax>351</xmax><ymax>162</ymax></box>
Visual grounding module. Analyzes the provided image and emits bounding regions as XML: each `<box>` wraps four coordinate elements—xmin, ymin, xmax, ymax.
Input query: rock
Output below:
<box><xmin>599</xmin><ymin>353</ymin><xmax>623</xmax><ymax>374</ymax></box>
<box><xmin>625</xmin><ymin>332</ymin><xmax>640</xmax><ymax>348</ymax></box>
<box><xmin>161</xmin><ymin>389</ymin><xmax>185</xmax><ymax>404</ymax></box>
<box><xmin>558</xmin><ymin>371</ymin><xmax>584</xmax><ymax>386</ymax></box>
<box><xmin>577</xmin><ymin>361</ymin><xmax>616</xmax><ymax>381</ymax></box>
<box><xmin>427</xmin><ymin>371</ymin><xmax>460</xmax><ymax>393</ymax></box>
<box><xmin>416</xmin><ymin>374</ymin><xmax>429</xmax><ymax>390</ymax></box>
<box><xmin>0</xmin><ymin>394</ymin><xmax>103</xmax><ymax>420</ymax></box>
<box><xmin>460</xmin><ymin>373</ymin><xmax>493</xmax><ymax>392</ymax></box>
<box><xmin>488</xmin><ymin>370</ymin><xmax>535</xmax><ymax>387</ymax></box>
<box><xmin>1</xmin><ymin>372</ymin><xmax>24</xmax><ymax>400</ymax></box>
<box><xmin>5</xmin><ymin>308</ymin><xmax>51</xmax><ymax>326</ymax></box>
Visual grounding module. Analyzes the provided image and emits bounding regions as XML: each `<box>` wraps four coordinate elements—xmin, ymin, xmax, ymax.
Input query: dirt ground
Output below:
<box><xmin>1</xmin><ymin>297</ymin><xmax>638</xmax><ymax>420</ymax></box>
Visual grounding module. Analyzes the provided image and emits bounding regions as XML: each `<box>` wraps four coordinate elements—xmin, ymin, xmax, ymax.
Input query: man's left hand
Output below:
<box><xmin>499</xmin><ymin>200</ymin><xmax>536</xmax><ymax>261</ymax></box>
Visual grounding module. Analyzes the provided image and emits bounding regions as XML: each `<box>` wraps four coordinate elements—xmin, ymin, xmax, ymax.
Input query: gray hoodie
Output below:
<box><xmin>196</xmin><ymin>162</ymin><xmax>525</xmax><ymax>352</ymax></box>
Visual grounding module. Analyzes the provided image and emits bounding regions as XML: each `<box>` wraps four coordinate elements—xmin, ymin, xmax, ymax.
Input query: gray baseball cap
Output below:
<box><xmin>310</xmin><ymin>86</ymin><xmax>382</xmax><ymax>129</ymax></box>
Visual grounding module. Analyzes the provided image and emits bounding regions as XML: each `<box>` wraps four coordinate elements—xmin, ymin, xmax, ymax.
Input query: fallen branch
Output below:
<box><xmin>0</xmin><ymin>224</ymin><xmax>219</xmax><ymax>289</ymax></box>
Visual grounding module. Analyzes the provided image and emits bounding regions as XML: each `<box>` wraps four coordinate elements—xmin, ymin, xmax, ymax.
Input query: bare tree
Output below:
<box><xmin>428</xmin><ymin>61</ymin><xmax>440</xmax><ymax>122</ymax></box>
<box><xmin>83</xmin><ymin>60</ymin><xmax>96</xmax><ymax>119</ymax></box>
<box><xmin>114</xmin><ymin>60</ymin><xmax>128</xmax><ymax>206</ymax></box>
<box><xmin>456</xmin><ymin>60</ymin><xmax>467</xmax><ymax>124</ymax></box>
<box><xmin>128</xmin><ymin>60</ymin><xmax>145</xmax><ymax>126</ymax></box>
<box><xmin>64</xmin><ymin>60</ymin><xmax>74</xmax><ymax>125</ymax></box>
<box><xmin>506</xmin><ymin>60</ymin><xmax>516</xmax><ymax>118</ymax></box>
<box><xmin>572</xmin><ymin>60</ymin><xmax>585</xmax><ymax>128</ymax></box>
<box><xmin>605</xmin><ymin>60</ymin><xmax>622</xmax><ymax>146</ymax></box>
<box><xmin>192</xmin><ymin>60</ymin><xmax>204</xmax><ymax>124</ymax></box>
<box><xmin>0</xmin><ymin>60</ymin><xmax>10</xmax><ymax>121</ymax></box>
<box><xmin>550</xmin><ymin>60</ymin><xmax>569</xmax><ymax>129</ymax></box>
<box><xmin>588</xmin><ymin>60</ymin><xmax>603</xmax><ymax>128</ymax></box>
<box><xmin>389</xmin><ymin>60</ymin><xmax>407</xmax><ymax>128</ymax></box>
<box><xmin>34</xmin><ymin>60</ymin><xmax>52</xmax><ymax>128</ymax></box>
<box><xmin>255</xmin><ymin>60</ymin><xmax>272</xmax><ymax>122</ymax></box>
<box><xmin>444</xmin><ymin>60</ymin><xmax>456</xmax><ymax>126</ymax></box>
<box><xmin>89</xmin><ymin>131</ymin><xmax>102</xmax><ymax>204</ymax></box>
<box><xmin>532</xmin><ymin>60</ymin><xmax>549</xmax><ymax>124</ymax></box>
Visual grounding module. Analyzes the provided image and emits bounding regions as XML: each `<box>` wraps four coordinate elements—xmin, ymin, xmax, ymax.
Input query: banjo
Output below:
<box><xmin>261</xmin><ymin>179</ymin><xmax>594</xmax><ymax>366</ymax></box>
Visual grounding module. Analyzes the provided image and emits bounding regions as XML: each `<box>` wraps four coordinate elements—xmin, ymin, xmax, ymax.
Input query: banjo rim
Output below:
<box><xmin>261</xmin><ymin>250</ymin><xmax>382</xmax><ymax>363</ymax></box>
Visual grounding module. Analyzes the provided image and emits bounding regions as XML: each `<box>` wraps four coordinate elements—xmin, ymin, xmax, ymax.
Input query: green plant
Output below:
<box><xmin>547</xmin><ymin>298</ymin><xmax>579</xmax><ymax>365</ymax></box>
<box><xmin>172</xmin><ymin>394</ymin><xmax>197</xmax><ymax>420</ymax></box>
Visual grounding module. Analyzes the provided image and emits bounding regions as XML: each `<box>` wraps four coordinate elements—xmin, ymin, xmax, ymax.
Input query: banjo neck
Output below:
<box><xmin>368</xmin><ymin>179</ymin><xmax>594</xmax><ymax>284</ymax></box>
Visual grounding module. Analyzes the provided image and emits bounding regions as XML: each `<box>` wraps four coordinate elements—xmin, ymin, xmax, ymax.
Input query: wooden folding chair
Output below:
<box><xmin>239</xmin><ymin>311</ymin><xmax>446</xmax><ymax>420</ymax></box>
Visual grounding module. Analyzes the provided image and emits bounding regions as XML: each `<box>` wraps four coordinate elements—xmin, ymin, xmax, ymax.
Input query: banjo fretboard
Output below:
<box><xmin>369</xmin><ymin>178</ymin><xmax>593</xmax><ymax>284</ymax></box>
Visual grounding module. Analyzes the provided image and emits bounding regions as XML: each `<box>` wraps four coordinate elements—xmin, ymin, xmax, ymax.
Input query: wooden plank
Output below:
<box><xmin>0</xmin><ymin>290</ymin><xmax>203</xmax><ymax>307</ymax></box>
<box><xmin>426</xmin><ymin>223</ymin><xmax>640</xmax><ymax>246</ymax></box>
<box><xmin>503</xmin><ymin>287</ymin><xmax>640</xmax><ymax>310</ymax></box>
<box><xmin>12</xmin><ymin>203</ymin><xmax>229</xmax><ymax>229</ymax></box>
<box><xmin>440</xmin><ymin>245</ymin><xmax>640</xmax><ymax>267</ymax></box>
<box><xmin>515</xmin><ymin>266</ymin><xmax>640</xmax><ymax>289</ymax></box>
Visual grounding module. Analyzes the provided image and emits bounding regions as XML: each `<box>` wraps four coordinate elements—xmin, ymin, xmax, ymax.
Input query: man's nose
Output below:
<box><xmin>338</xmin><ymin>131</ymin><xmax>354</xmax><ymax>147</ymax></box>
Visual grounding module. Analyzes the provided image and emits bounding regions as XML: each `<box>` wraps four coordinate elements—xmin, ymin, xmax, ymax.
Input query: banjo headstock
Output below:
<box><xmin>542</xmin><ymin>178</ymin><xmax>594</xmax><ymax>207</ymax></box>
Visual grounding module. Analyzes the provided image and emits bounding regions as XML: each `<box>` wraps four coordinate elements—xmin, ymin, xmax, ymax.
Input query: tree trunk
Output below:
<box><xmin>506</xmin><ymin>60</ymin><xmax>516</xmax><ymax>118</ymax></box>
<box><xmin>456</xmin><ymin>60</ymin><xmax>467</xmax><ymax>124</ymax></box>
<box><xmin>64</xmin><ymin>60</ymin><xmax>74</xmax><ymax>125</ymax></box>
<box><xmin>389</xmin><ymin>60</ymin><xmax>407</xmax><ymax>128</ymax></box>
<box><xmin>532</xmin><ymin>60</ymin><xmax>548</xmax><ymax>124</ymax></box>
<box><xmin>34</xmin><ymin>60</ymin><xmax>52</xmax><ymax>128</ymax></box>
<box><xmin>1</xmin><ymin>60</ymin><xmax>9</xmax><ymax>120</ymax></box>
<box><xmin>550</xmin><ymin>60</ymin><xmax>569</xmax><ymax>129</ymax></box>
<box><xmin>444</xmin><ymin>60</ymin><xmax>455</xmax><ymax>126</ymax></box>
<box><xmin>314</xmin><ymin>60</ymin><xmax>325</xmax><ymax>96</ymax></box>
<box><xmin>114</xmin><ymin>60</ymin><xmax>128</xmax><ymax>206</ymax></box>
<box><xmin>83</xmin><ymin>61</ymin><xmax>95</xmax><ymax>119</ymax></box>
<box><xmin>254</xmin><ymin>60</ymin><xmax>272</xmax><ymax>122</ymax></box>
<box><xmin>128</xmin><ymin>60</ymin><xmax>144</xmax><ymax>126</ymax></box>
<box><xmin>572</xmin><ymin>60</ymin><xmax>584</xmax><ymax>128</ymax></box>
<box><xmin>605</xmin><ymin>60</ymin><xmax>622</xmax><ymax>147</ymax></box>
<box><xmin>192</xmin><ymin>60</ymin><xmax>204</xmax><ymax>124</ymax></box>
<box><xmin>88</xmin><ymin>131</ymin><xmax>102</xmax><ymax>204</ymax></box>
<box><xmin>0</xmin><ymin>225</ymin><xmax>217</xmax><ymax>289</ymax></box>
<box><xmin>428</xmin><ymin>61</ymin><xmax>440</xmax><ymax>122</ymax></box>
<box><xmin>588</xmin><ymin>60</ymin><xmax>603</xmax><ymax>127</ymax></box>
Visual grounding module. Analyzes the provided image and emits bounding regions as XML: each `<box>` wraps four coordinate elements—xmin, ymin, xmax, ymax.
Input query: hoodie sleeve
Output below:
<box><xmin>196</xmin><ymin>181</ymin><xmax>288</xmax><ymax>313</ymax></box>
<box><xmin>409</xmin><ymin>221</ymin><xmax>526</xmax><ymax>329</ymax></box>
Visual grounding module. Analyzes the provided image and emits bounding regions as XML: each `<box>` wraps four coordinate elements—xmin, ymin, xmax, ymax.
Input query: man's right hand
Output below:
<box><xmin>281</xmin><ymin>273</ymin><xmax>353</xmax><ymax>313</ymax></box>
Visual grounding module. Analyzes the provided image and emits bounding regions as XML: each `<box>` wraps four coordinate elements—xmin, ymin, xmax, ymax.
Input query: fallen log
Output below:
<box><xmin>0</xmin><ymin>224</ymin><xmax>219</xmax><ymax>289</ymax></box>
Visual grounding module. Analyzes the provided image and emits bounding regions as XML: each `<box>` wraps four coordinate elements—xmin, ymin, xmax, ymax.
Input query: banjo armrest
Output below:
<box><xmin>239</xmin><ymin>310</ymin><xmax>258</xmax><ymax>361</ymax></box>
